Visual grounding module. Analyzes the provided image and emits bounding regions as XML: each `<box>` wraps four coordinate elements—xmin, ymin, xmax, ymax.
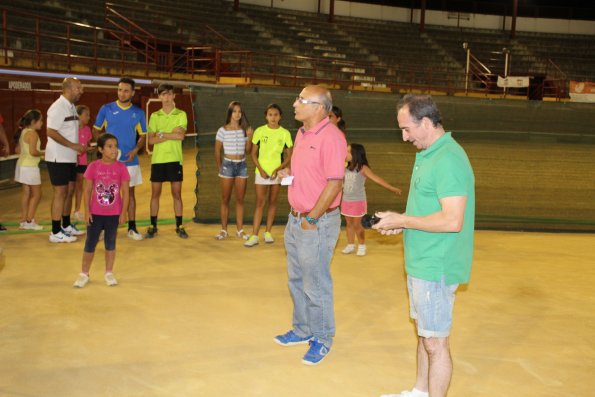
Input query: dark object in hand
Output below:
<box><xmin>361</xmin><ymin>214</ymin><xmax>381</xmax><ymax>229</ymax></box>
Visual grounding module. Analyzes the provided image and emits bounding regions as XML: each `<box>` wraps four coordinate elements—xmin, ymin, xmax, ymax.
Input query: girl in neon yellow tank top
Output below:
<box><xmin>14</xmin><ymin>109</ymin><xmax>44</xmax><ymax>230</ymax></box>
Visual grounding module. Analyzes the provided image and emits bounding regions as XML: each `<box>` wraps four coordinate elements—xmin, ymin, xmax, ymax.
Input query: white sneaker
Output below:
<box><xmin>24</xmin><ymin>220</ymin><xmax>43</xmax><ymax>231</ymax></box>
<box><xmin>73</xmin><ymin>273</ymin><xmax>89</xmax><ymax>288</ymax></box>
<box><xmin>63</xmin><ymin>224</ymin><xmax>85</xmax><ymax>236</ymax></box>
<box><xmin>244</xmin><ymin>235</ymin><xmax>259</xmax><ymax>247</ymax></box>
<box><xmin>380</xmin><ymin>389</ymin><xmax>429</xmax><ymax>397</ymax></box>
<box><xmin>264</xmin><ymin>231</ymin><xmax>274</xmax><ymax>243</ymax></box>
<box><xmin>19</xmin><ymin>221</ymin><xmax>27</xmax><ymax>230</ymax></box>
<box><xmin>341</xmin><ymin>244</ymin><xmax>356</xmax><ymax>254</ymax></box>
<box><xmin>127</xmin><ymin>229</ymin><xmax>144</xmax><ymax>241</ymax></box>
<box><xmin>49</xmin><ymin>231</ymin><xmax>77</xmax><ymax>243</ymax></box>
<box><xmin>356</xmin><ymin>245</ymin><xmax>367</xmax><ymax>256</ymax></box>
<box><xmin>104</xmin><ymin>272</ymin><xmax>118</xmax><ymax>286</ymax></box>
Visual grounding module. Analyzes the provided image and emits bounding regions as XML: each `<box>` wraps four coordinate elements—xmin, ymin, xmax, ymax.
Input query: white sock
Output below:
<box><xmin>412</xmin><ymin>388</ymin><xmax>429</xmax><ymax>397</ymax></box>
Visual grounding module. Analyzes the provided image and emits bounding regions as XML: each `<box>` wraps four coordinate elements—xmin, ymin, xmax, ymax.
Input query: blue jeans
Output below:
<box><xmin>284</xmin><ymin>208</ymin><xmax>341</xmax><ymax>347</ymax></box>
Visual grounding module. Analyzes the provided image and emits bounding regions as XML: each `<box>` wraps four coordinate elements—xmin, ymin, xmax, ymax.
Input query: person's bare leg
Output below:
<box><xmin>265</xmin><ymin>184</ymin><xmax>280</xmax><ymax>233</ymax></box>
<box><xmin>63</xmin><ymin>181</ymin><xmax>75</xmax><ymax>217</ymax></box>
<box><xmin>74</xmin><ymin>173</ymin><xmax>84</xmax><ymax>212</ymax></box>
<box><xmin>234</xmin><ymin>177</ymin><xmax>247</xmax><ymax>232</ymax></box>
<box><xmin>219</xmin><ymin>178</ymin><xmax>234</xmax><ymax>232</ymax></box>
<box><xmin>81</xmin><ymin>251</ymin><xmax>95</xmax><ymax>274</ymax></box>
<box><xmin>128</xmin><ymin>186</ymin><xmax>136</xmax><ymax>222</ymax></box>
<box><xmin>353</xmin><ymin>215</ymin><xmax>365</xmax><ymax>245</ymax></box>
<box><xmin>345</xmin><ymin>217</ymin><xmax>356</xmax><ymax>244</ymax></box>
<box><xmin>20</xmin><ymin>184</ymin><xmax>30</xmax><ymax>222</ymax></box>
<box><xmin>105</xmin><ymin>250</ymin><xmax>115</xmax><ymax>273</ymax></box>
<box><xmin>251</xmin><ymin>184</ymin><xmax>267</xmax><ymax>235</ymax></box>
<box><xmin>423</xmin><ymin>336</ymin><xmax>452</xmax><ymax>397</ymax></box>
<box><xmin>171</xmin><ymin>181</ymin><xmax>183</xmax><ymax>217</ymax></box>
<box><xmin>28</xmin><ymin>185</ymin><xmax>42</xmax><ymax>221</ymax></box>
<box><xmin>150</xmin><ymin>182</ymin><xmax>163</xmax><ymax>218</ymax></box>
<box><xmin>51</xmin><ymin>185</ymin><xmax>67</xmax><ymax>224</ymax></box>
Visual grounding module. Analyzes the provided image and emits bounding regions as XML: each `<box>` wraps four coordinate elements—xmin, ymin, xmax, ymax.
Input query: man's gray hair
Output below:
<box><xmin>397</xmin><ymin>94</ymin><xmax>442</xmax><ymax>128</ymax></box>
<box><xmin>314</xmin><ymin>90</ymin><xmax>333</xmax><ymax>113</ymax></box>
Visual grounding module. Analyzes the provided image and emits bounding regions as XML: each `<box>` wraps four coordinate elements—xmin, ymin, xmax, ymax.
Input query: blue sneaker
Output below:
<box><xmin>274</xmin><ymin>330</ymin><xmax>312</xmax><ymax>346</ymax></box>
<box><xmin>302</xmin><ymin>339</ymin><xmax>330</xmax><ymax>365</ymax></box>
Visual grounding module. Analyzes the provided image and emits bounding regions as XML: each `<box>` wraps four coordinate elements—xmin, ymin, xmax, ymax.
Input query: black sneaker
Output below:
<box><xmin>145</xmin><ymin>225</ymin><xmax>158</xmax><ymax>239</ymax></box>
<box><xmin>176</xmin><ymin>226</ymin><xmax>188</xmax><ymax>239</ymax></box>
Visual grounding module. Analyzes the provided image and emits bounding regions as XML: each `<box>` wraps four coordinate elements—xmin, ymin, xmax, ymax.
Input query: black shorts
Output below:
<box><xmin>76</xmin><ymin>164</ymin><xmax>88</xmax><ymax>174</ymax></box>
<box><xmin>150</xmin><ymin>162</ymin><xmax>183</xmax><ymax>182</ymax></box>
<box><xmin>47</xmin><ymin>162</ymin><xmax>77</xmax><ymax>186</ymax></box>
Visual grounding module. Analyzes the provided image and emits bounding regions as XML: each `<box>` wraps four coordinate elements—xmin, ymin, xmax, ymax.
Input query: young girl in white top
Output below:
<box><xmin>214</xmin><ymin>101</ymin><xmax>253</xmax><ymax>240</ymax></box>
<box><xmin>14</xmin><ymin>109</ymin><xmax>44</xmax><ymax>230</ymax></box>
<box><xmin>341</xmin><ymin>143</ymin><xmax>401</xmax><ymax>256</ymax></box>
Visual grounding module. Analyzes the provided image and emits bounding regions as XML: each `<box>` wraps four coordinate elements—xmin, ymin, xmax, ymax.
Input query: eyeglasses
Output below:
<box><xmin>295</xmin><ymin>96</ymin><xmax>321</xmax><ymax>105</ymax></box>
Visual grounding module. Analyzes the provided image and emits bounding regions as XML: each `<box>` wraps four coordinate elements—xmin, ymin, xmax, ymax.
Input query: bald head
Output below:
<box><xmin>293</xmin><ymin>85</ymin><xmax>333</xmax><ymax>129</ymax></box>
<box><xmin>62</xmin><ymin>77</ymin><xmax>83</xmax><ymax>104</ymax></box>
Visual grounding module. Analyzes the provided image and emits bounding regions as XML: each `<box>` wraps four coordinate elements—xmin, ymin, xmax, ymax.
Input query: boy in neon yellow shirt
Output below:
<box><xmin>146</xmin><ymin>84</ymin><xmax>188</xmax><ymax>239</ymax></box>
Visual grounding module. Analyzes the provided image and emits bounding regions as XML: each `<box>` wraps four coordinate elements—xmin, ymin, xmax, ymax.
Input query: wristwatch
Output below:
<box><xmin>304</xmin><ymin>215</ymin><xmax>318</xmax><ymax>225</ymax></box>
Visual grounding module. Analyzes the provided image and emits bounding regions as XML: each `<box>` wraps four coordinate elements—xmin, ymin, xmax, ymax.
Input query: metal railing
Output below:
<box><xmin>0</xmin><ymin>6</ymin><xmax>571</xmax><ymax>100</ymax></box>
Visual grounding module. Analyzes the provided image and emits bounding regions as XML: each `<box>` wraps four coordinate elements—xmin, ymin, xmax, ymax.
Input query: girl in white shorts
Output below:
<box><xmin>14</xmin><ymin>109</ymin><xmax>44</xmax><ymax>230</ymax></box>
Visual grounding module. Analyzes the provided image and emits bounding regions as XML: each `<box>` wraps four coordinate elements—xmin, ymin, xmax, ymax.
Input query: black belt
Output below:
<box><xmin>290</xmin><ymin>207</ymin><xmax>338</xmax><ymax>218</ymax></box>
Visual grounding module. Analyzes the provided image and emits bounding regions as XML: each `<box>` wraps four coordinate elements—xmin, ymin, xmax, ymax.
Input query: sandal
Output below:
<box><xmin>236</xmin><ymin>229</ymin><xmax>249</xmax><ymax>240</ymax></box>
<box><xmin>215</xmin><ymin>230</ymin><xmax>228</xmax><ymax>240</ymax></box>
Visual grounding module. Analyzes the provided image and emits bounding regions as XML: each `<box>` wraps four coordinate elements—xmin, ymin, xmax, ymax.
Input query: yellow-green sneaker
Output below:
<box><xmin>264</xmin><ymin>231</ymin><xmax>274</xmax><ymax>243</ymax></box>
<box><xmin>244</xmin><ymin>235</ymin><xmax>259</xmax><ymax>247</ymax></box>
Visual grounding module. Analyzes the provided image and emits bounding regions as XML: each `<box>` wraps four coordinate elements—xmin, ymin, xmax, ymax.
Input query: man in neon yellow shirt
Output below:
<box><xmin>145</xmin><ymin>84</ymin><xmax>188</xmax><ymax>239</ymax></box>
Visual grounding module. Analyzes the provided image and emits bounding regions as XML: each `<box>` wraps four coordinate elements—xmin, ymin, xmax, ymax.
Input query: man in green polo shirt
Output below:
<box><xmin>374</xmin><ymin>94</ymin><xmax>475</xmax><ymax>397</ymax></box>
<box><xmin>145</xmin><ymin>84</ymin><xmax>188</xmax><ymax>239</ymax></box>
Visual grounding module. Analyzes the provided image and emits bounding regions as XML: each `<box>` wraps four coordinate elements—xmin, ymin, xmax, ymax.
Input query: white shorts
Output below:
<box><xmin>255</xmin><ymin>172</ymin><xmax>280</xmax><ymax>185</ymax></box>
<box><xmin>15</xmin><ymin>165</ymin><xmax>41</xmax><ymax>185</ymax></box>
<box><xmin>126</xmin><ymin>165</ymin><xmax>143</xmax><ymax>187</ymax></box>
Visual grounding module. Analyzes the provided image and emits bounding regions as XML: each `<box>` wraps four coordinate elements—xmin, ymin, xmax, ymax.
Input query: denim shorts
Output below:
<box><xmin>219</xmin><ymin>158</ymin><xmax>248</xmax><ymax>179</ymax></box>
<box><xmin>407</xmin><ymin>275</ymin><xmax>459</xmax><ymax>338</ymax></box>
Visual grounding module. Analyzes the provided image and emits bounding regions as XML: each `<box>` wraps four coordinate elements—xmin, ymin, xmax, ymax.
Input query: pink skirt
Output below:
<box><xmin>341</xmin><ymin>200</ymin><xmax>367</xmax><ymax>217</ymax></box>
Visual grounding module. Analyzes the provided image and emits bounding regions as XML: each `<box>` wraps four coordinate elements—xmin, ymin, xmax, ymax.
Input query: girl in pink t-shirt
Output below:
<box><xmin>73</xmin><ymin>133</ymin><xmax>129</xmax><ymax>288</ymax></box>
<box><xmin>73</xmin><ymin>105</ymin><xmax>95</xmax><ymax>221</ymax></box>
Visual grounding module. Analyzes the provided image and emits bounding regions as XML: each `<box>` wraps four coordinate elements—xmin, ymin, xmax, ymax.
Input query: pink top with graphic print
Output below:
<box><xmin>84</xmin><ymin>160</ymin><xmax>130</xmax><ymax>216</ymax></box>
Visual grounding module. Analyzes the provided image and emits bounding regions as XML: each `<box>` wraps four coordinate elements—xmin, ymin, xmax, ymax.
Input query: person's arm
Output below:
<box><xmin>214</xmin><ymin>139</ymin><xmax>223</xmax><ymax>170</ymax></box>
<box><xmin>27</xmin><ymin>131</ymin><xmax>43</xmax><ymax>157</ymax></box>
<box><xmin>124</xmin><ymin>134</ymin><xmax>145</xmax><ymax>163</ymax></box>
<box><xmin>251</xmin><ymin>143</ymin><xmax>268</xmax><ymax>178</ymax></box>
<box><xmin>301</xmin><ymin>179</ymin><xmax>343</xmax><ymax>230</ymax></box>
<box><xmin>245</xmin><ymin>127</ymin><xmax>253</xmax><ymax>154</ymax></box>
<box><xmin>119</xmin><ymin>180</ymin><xmax>130</xmax><ymax>224</ymax></box>
<box><xmin>271</xmin><ymin>146</ymin><xmax>293</xmax><ymax>179</ymax></box>
<box><xmin>148</xmin><ymin>126</ymin><xmax>186</xmax><ymax>144</ymax></box>
<box><xmin>83</xmin><ymin>176</ymin><xmax>93</xmax><ymax>225</ymax></box>
<box><xmin>373</xmin><ymin>195</ymin><xmax>467</xmax><ymax>235</ymax></box>
<box><xmin>361</xmin><ymin>165</ymin><xmax>401</xmax><ymax>195</ymax></box>
<box><xmin>47</xmin><ymin>127</ymin><xmax>85</xmax><ymax>154</ymax></box>
<box><xmin>0</xmin><ymin>123</ymin><xmax>9</xmax><ymax>156</ymax></box>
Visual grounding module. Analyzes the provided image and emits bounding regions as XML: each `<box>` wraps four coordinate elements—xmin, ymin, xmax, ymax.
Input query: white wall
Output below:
<box><xmin>233</xmin><ymin>0</ymin><xmax>595</xmax><ymax>35</ymax></box>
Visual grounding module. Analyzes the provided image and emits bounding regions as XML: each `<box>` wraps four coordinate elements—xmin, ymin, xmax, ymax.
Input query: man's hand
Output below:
<box><xmin>372</xmin><ymin>211</ymin><xmax>404</xmax><ymax>235</ymax></box>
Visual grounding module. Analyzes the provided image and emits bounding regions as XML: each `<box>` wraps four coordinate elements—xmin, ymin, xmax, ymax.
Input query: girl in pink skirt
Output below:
<box><xmin>341</xmin><ymin>143</ymin><xmax>401</xmax><ymax>256</ymax></box>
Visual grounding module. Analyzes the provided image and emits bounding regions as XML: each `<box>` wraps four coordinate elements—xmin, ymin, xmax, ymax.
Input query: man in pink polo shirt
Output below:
<box><xmin>274</xmin><ymin>85</ymin><xmax>347</xmax><ymax>365</ymax></box>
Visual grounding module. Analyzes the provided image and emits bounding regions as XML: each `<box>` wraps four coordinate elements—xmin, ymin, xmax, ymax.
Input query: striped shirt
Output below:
<box><xmin>215</xmin><ymin>127</ymin><xmax>247</xmax><ymax>156</ymax></box>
